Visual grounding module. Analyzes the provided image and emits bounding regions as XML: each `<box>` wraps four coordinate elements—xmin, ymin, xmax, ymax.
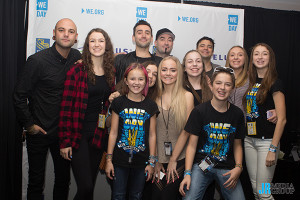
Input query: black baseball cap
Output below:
<box><xmin>155</xmin><ymin>28</ymin><xmax>175</xmax><ymax>41</ymax></box>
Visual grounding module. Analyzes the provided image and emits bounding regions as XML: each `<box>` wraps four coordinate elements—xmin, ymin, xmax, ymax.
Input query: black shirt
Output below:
<box><xmin>82</xmin><ymin>75</ymin><xmax>110</xmax><ymax>133</ymax></box>
<box><xmin>185</xmin><ymin>101</ymin><xmax>245</xmax><ymax>169</ymax></box>
<box><xmin>245</xmin><ymin>78</ymin><xmax>284</xmax><ymax>139</ymax></box>
<box><xmin>114</xmin><ymin>51</ymin><xmax>162</xmax><ymax>83</ymax></box>
<box><xmin>13</xmin><ymin>43</ymin><xmax>81</xmax><ymax>135</ymax></box>
<box><xmin>111</xmin><ymin>95</ymin><xmax>159</xmax><ymax>168</ymax></box>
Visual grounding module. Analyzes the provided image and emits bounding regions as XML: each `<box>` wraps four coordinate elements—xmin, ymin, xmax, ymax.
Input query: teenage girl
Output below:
<box><xmin>151</xmin><ymin>56</ymin><xmax>194</xmax><ymax>200</ymax></box>
<box><xmin>58</xmin><ymin>28</ymin><xmax>115</xmax><ymax>200</ymax></box>
<box><xmin>179</xmin><ymin>67</ymin><xmax>246</xmax><ymax>200</ymax></box>
<box><xmin>105</xmin><ymin>63</ymin><xmax>159</xmax><ymax>200</ymax></box>
<box><xmin>244</xmin><ymin>43</ymin><xmax>286</xmax><ymax>200</ymax></box>
<box><xmin>182</xmin><ymin>50</ymin><xmax>212</xmax><ymax>106</ymax></box>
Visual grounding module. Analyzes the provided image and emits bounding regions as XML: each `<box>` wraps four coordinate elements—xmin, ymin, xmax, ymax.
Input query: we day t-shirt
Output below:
<box><xmin>185</xmin><ymin>101</ymin><xmax>245</xmax><ymax>169</ymax></box>
<box><xmin>111</xmin><ymin>95</ymin><xmax>159</xmax><ymax>168</ymax></box>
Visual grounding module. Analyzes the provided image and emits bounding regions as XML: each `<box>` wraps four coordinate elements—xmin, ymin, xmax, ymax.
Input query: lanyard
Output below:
<box><xmin>161</xmin><ymin>96</ymin><xmax>170</xmax><ymax>136</ymax></box>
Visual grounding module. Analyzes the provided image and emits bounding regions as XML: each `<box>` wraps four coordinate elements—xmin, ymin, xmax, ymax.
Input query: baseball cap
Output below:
<box><xmin>155</xmin><ymin>28</ymin><xmax>175</xmax><ymax>41</ymax></box>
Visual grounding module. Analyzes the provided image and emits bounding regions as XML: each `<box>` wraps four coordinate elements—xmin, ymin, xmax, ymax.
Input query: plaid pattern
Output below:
<box><xmin>58</xmin><ymin>63</ymin><xmax>114</xmax><ymax>149</ymax></box>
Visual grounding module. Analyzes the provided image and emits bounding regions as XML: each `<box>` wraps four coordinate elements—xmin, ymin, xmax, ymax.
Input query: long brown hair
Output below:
<box><xmin>225</xmin><ymin>46</ymin><xmax>249</xmax><ymax>88</ymax></box>
<box><xmin>246</xmin><ymin>43</ymin><xmax>277</xmax><ymax>104</ymax></box>
<box><xmin>182</xmin><ymin>50</ymin><xmax>212</xmax><ymax>103</ymax></box>
<box><xmin>82</xmin><ymin>28</ymin><xmax>115</xmax><ymax>86</ymax></box>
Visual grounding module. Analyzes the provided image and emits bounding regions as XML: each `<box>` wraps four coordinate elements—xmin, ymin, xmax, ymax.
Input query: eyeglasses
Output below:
<box><xmin>213</xmin><ymin>66</ymin><xmax>235</xmax><ymax>75</ymax></box>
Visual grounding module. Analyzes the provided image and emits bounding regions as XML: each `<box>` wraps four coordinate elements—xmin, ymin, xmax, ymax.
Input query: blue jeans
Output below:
<box><xmin>183</xmin><ymin>164</ymin><xmax>245</xmax><ymax>200</ymax></box>
<box><xmin>112</xmin><ymin>166</ymin><xmax>146</xmax><ymax>200</ymax></box>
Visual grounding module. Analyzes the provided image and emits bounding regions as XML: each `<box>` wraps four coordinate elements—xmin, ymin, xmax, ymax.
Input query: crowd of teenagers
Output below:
<box><xmin>14</xmin><ymin>18</ymin><xmax>286</xmax><ymax>200</ymax></box>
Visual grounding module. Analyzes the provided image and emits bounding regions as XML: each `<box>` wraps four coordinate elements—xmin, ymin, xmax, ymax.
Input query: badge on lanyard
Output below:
<box><xmin>164</xmin><ymin>142</ymin><xmax>172</xmax><ymax>156</ymax></box>
<box><xmin>247</xmin><ymin>122</ymin><xmax>257</xmax><ymax>135</ymax></box>
<box><xmin>198</xmin><ymin>155</ymin><xmax>217</xmax><ymax>173</ymax></box>
<box><xmin>98</xmin><ymin>114</ymin><xmax>106</xmax><ymax>129</ymax></box>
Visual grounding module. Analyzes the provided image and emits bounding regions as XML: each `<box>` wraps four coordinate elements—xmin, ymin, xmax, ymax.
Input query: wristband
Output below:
<box><xmin>106</xmin><ymin>154</ymin><xmax>113</xmax><ymax>160</ymax></box>
<box><xmin>269</xmin><ymin>148</ymin><xmax>276</xmax><ymax>153</ymax></box>
<box><xmin>184</xmin><ymin>170</ymin><xmax>192</xmax><ymax>177</ymax></box>
<box><xmin>235</xmin><ymin>163</ymin><xmax>243</xmax><ymax>170</ymax></box>
<box><xmin>270</xmin><ymin>144</ymin><xmax>278</xmax><ymax>150</ymax></box>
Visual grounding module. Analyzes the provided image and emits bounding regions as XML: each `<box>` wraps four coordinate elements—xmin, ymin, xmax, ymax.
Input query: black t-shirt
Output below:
<box><xmin>111</xmin><ymin>95</ymin><xmax>159</xmax><ymax>168</ymax></box>
<box><xmin>246</xmin><ymin>78</ymin><xmax>284</xmax><ymax>139</ymax></box>
<box><xmin>82</xmin><ymin>75</ymin><xmax>110</xmax><ymax>133</ymax></box>
<box><xmin>184</xmin><ymin>101</ymin><xmax>245</xmax><ymax>169</ymax></box>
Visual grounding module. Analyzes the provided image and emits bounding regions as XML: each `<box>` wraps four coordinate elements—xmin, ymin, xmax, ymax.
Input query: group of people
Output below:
<box><xmin>14</xmin><ymin>18</ymin><xmax>286</xmax><ymax>200</ymax></box>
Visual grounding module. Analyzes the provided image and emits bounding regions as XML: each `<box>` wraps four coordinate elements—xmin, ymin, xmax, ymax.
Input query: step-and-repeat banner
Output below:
<box><xmin>27</xmin><ymin>0</ymin><xmax>244</xmax><ymax>65</ymax></box>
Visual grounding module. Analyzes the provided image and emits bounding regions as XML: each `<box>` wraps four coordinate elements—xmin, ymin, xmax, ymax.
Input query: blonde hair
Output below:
<box><xmin>157</xmin><ymin>56</ymin><xmax>187</xmax><ymax>130</ymax></box>
<box><xmin>225</xmin><ymin>46</ymin><xmax>249</xmax><ymax>88</ymax></box>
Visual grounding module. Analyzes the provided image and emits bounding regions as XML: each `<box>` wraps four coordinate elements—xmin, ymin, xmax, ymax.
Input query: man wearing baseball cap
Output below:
<box><xmin>154</xmin><ymin>28</ymin><xmax>175</xmax><ymax>58</ymax></box>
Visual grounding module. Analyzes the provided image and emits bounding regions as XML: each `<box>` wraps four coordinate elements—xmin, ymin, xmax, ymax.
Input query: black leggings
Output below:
<box><xmin>71</xmin><ymin>132</ymin><xmax>103</xmax><ymax>200</ymax></box>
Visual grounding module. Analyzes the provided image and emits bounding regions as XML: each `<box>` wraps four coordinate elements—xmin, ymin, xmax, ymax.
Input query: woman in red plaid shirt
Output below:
<box><xmin>58</xmin><ymin>28</ymin><xmax>115</xmax><ymax>200</ymax></box>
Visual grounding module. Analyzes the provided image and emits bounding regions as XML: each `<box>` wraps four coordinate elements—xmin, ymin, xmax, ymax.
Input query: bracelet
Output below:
<box><xmin>269</xmin><ymin>148</ymin><xmax>276</xmax><ymax>153</ymax></box>
<box><xmin>270</xmin><ymin>144</ymin><xmax>278</xmax><ymax>150</ymax></box>
<box><xmin>149</xmin><ymin>155</ymin><xmax>158</xmax><ymax>162</ymax></box>
<box><xmin>148</xmin><ymin>155</ymin><xmax>158</xmax><ymax>167</ymax></box>
<box><xmin>106</xmin><ymin>153</ymin><xmax>113</xmax><ymax>160</ymax></box>
<box><xmin>235</xmin><ymin>163</ymin><xmax>243</xmax><ymax>170</ymax></box>
<box><xmin>184</xmin><ymin>170</ymin><xmax>192</xmax><ymax>177</ymax></box>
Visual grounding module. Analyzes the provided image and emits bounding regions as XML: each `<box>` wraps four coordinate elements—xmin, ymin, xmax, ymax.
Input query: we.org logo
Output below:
<box><xmin>37</xmin><ymin>0</ymin><xmax>48</xmax><ymax>17</ymax></box>
<box><xmin>136</xmin><ymin>7</ymin><xmax>147</xmax><ymax>22</ymax></box>
<box><xmin>228</xmin><ymin>15</ymin><xmax>238</xmax><ymax>31</ymax></box>
<box><xmin>36</xmin><ymin>38</ymin><xmax>50</xmax><ymax>52</ymax></box>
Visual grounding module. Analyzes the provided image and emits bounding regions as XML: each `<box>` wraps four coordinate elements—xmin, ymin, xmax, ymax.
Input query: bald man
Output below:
<box><xmin>14</xmin><ymin>18</ymin><xmax>81</xmax><ymax>200</ymax></box>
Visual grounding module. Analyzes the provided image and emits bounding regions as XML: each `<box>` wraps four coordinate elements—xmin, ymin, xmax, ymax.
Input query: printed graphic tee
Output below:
<box><xmin>185</xmin><ymin>101</ymin><xmax>245</xmax><ymax>169</ymax></box>
<box><xmin>111</xmin><ymin>95</ymin><xmax>159</xmax><ymax>168</ymax></box>
<box><xmin>246</xmin><ymin>78</ymin><xmax>284</xmax><ymax>139</ymax></box>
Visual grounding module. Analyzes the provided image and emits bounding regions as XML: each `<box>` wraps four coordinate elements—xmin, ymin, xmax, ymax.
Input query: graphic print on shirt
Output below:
<box><xmin>246</xmin><ymin>83</ymin><xmax>261</xmax><ymax>121</ymax></box>
<box><xmin>202</xmin><ymin>122</ymin><xmax>236</xmax><ymax>161</ymax></box>
<box><xmin>117</xmin><ymin>108</ymin><xmax>150</xmax><ymax>154</ymax></box>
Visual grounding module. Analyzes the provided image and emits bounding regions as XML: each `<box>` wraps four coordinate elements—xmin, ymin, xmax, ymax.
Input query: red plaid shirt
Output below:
<box><xmin>58</xmin><ymin>63</ymin><xmax>114</xmax><ymax>149</ymax></box>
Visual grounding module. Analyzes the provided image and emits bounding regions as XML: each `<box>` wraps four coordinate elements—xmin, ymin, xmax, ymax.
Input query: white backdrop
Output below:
<box><xmin>28</xmin><ymin>0</ymin><xmax>244</xmax><ymax>66</ymax></box>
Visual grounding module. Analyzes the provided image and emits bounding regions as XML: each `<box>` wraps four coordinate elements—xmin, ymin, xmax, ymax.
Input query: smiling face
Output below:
<box><xmin>88</xmin><ymin>32</ymin><xmax>105</xmax><ymax>58</ymax></box>
<box><xmin>133</xmin><ymin>25</ymin><xmax>153</xmax><ymax>49</ymax></box>
<box><xmin>228</xmin><ymin>47</ymin><xmax>245</xmax><ymax>70</ymax></box>
<box><xmin>160</xmin><ymin>59</ymin><xmax>178</xmax><ymax>86</ymax></box>
<box><xmin>53</xmin><ymin>18</ymin><xmax>78</xmax><ymax>49</ymax></box>
<box><xmin>184</xmin><ymin>51</ymin><xmax>203</xmax><ymax>78</ymax></box>
<box><xmin>211</xmin><ymin>72</ymin><xmax>234</xmax><ymax>102</ymax></box>
<box><xmin>197</xmin><ymin>39</ymin><xmax>214</xmax><ymax>59</ymax></box>
<box><xmin>125</xmin><ymin>68</ymin><xmax>146</xmax><ymax>95</ymax></box>
<box><xmin>146</xmin><ymin>64</ymin><xmax>158</xmax><ymax>87</ymax></box>
<box><xmin>252</xmin><ymin>45</ymin><xmax>270</xmax><ymax>70</ymax></box>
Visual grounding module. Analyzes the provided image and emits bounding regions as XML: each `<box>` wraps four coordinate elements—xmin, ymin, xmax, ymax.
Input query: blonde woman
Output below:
<box><xmin>152</xmin><ymin>56</ymin><xmax>194</xmax><ymax>200</ymax></box>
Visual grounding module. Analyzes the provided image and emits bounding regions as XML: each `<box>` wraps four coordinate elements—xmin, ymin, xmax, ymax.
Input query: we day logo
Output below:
<box><xmin>136</xmin><ymin>7</ymin><xmax>147</xmax><ymax>22</ymax></box>
<box><xmin>37</xmin><ymin>0</ymin><xmax>48</xmax><ymax>17</ymax></box>
<box><xmin>228</xmin><ymin>15</ymin><xmax>238</xmax><ymax>31</ymax></box>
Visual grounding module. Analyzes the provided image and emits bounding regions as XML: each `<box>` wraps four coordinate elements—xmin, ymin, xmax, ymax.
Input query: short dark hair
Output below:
<box><xmin>133</xmin><ymin>20</ymin><xmax>152</xmax><ymax>36</ymax></box>
<box><xmin>211</xmin><ymin>67</ymin><xmax>235</xmax><ymax>89</ymax></box>
<box><xmin>196</xmin><ymin>36</ymin><xmax>215</xmax><ymax>50</ymax></box>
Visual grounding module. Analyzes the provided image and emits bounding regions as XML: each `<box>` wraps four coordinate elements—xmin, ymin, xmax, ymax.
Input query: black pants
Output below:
<box><xmin>26</xmin><ymin>133</ymin><xmax>70</xmax><ymax>200</ymax></box>
<box><xmin>71</xmin><ymin>132</ymin><xmax>102</xmax><ymax>200</ymax></box>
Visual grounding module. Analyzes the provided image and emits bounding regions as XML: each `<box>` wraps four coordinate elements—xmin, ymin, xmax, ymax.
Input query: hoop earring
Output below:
<box><xmin>75</xmin><ymin>39</ymin><xmax>77</xmax><ymax>43</ymax></box>
<box><xmin>52</xmin><ymin>36</ymin><xmax>56</xmax><ymax>40</ymax></box>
